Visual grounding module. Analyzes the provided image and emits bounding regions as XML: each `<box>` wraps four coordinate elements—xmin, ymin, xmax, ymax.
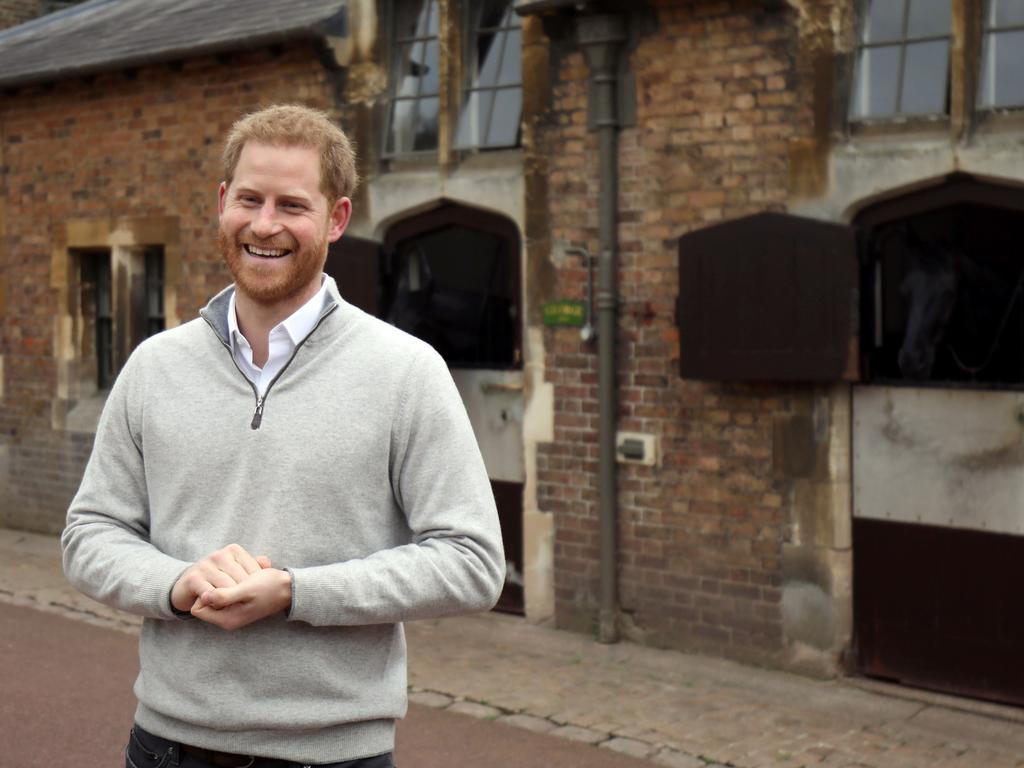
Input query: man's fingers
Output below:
<box><xmin>200</xmin><ymin>585</ymin><xmax>243</xmax><ymax>610</ymax></box>
<box><xmin>256</xmin><ymin>555</ymin><xmax>272</xmax><ymax>569</ymax></box>
<box><xmin>224</xmin><ymin>545</ymin><xmax>264</xmax><ymax>576</ymax></box>
<box><xmin>210</xmin><ymin>553</ymin><xmax>251</xmax><ymax>584</ymax></box>
<box><xmin>200</xmin><ymin>567</ymin><xmax>237</xmax><ymax>590</ymax></box>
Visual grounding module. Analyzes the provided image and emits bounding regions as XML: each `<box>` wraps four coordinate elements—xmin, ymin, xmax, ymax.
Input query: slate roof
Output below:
<box><xmin>0</xmin><ymin>0</ymin><xmax>348</xmax><ymax>88</ymax></box>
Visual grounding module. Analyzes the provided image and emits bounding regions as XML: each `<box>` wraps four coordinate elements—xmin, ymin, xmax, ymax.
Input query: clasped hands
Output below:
<box><xmin>170</xmin><ymin>543</ymin><xmax>291</xmax><ymax>631</ymax></box>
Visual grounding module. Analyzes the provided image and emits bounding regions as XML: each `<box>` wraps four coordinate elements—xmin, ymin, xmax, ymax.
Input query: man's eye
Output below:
<box><xmin>239</xmin><ymin>196</ymin><xmax>260</xmax><ymax>205</ymax></box>
<box><xmin>282</xmin><ymin>202</ymin><xmax>306</xmax><ymax>211</ymax></box>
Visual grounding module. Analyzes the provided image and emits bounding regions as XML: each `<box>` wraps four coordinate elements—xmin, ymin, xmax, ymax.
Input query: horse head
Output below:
<box><xmin>893</xmin><ymin>228</ymin><xmax>959</xmax><ymax>380</ymax></box>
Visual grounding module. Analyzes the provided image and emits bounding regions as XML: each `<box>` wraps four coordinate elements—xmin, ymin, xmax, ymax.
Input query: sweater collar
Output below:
<box><xmin>200</xmin><ymin>277</ymin><xmax>343</xmax><ymax>347</ymax></box>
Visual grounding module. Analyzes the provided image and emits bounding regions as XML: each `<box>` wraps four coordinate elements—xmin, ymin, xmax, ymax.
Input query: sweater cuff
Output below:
<box><xmin>166</xmin><ymin>564</ymin><xmax>196</xmax><ymax>620</ymax></box>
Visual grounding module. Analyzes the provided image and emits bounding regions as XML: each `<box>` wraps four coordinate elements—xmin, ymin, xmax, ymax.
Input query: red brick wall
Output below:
<box><xmin>537</xmin><ymin>0</ymin><xmax>814</xmax><ymax>662</ymax></box>
<box><xmin>0</xmin><ymin>45</ymin><xmax>338</xmax><ymax>532</ymax></box>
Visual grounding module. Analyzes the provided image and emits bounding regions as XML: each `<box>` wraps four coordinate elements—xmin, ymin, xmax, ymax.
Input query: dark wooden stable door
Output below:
<box><xmin>676</xmin><ymin>212</ymin><xmax>856</xmax><ymax>381</ymax></box>
<box><xmin>854</xmin><ymin>518</ymin><xmax>1024</xmax><ymax>706</ymax></box>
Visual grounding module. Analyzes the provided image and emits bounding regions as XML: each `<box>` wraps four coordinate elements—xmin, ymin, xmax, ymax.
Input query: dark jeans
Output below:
<box><xmin>126</xmin><ymin>725</ymin><xmax>395</xmax><ymax>768</ymax></box>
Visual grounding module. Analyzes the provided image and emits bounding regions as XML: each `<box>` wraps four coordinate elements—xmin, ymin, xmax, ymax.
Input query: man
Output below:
<box><xmin>62</xmin><ymin>104</ymin><xmax>505</xmax><ymax>768</ymax></box>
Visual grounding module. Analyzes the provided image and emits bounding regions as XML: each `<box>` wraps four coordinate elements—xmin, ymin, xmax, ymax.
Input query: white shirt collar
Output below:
<box><xmin>228</xmin><ymin>274</ymin><xmax>328</xmax><ymax>350</ymax></box>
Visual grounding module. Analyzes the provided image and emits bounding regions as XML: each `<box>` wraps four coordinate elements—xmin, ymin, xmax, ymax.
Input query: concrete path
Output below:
<box><xmin>2</xmin><ymin>528</ymin><xmax>1022</xmax><ymax>768</ymax></box>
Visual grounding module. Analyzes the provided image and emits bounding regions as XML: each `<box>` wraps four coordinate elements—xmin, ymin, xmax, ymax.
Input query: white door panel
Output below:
<box><xmin>853</xmin><ymin>385</ymin><xmax>1024</xmax><ymax>535</ymax></box>
<box><xmin>451</xmin><ymin>369</ymin><xmax>525</xmax><ymax>484</ymax></box>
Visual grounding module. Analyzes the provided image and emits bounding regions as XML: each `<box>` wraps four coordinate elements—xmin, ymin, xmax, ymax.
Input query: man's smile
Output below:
<box><xmin>242</xmin><ymin>243</ymin><xmax>292</xmax><ymax>259</ymax></box>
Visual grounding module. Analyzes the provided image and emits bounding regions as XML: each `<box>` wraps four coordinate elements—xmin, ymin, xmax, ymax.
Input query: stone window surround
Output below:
<box><xmin>50</xmin><ymin>216</ymin><xmax>181</xmax><ymax>434</ymax></box>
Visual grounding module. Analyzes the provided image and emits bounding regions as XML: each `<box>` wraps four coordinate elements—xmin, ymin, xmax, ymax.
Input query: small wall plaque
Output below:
<box><xmin>542</xmin><ymin>301</ymin><xmax>586</xmax><ymax>327</ymax></box>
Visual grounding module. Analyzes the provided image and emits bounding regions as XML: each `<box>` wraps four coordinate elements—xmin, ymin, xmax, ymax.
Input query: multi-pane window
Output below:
<box><xmin>76</xmin><ymin>246</ymin><xmax>165</xmax><ymax>390</ymax></box>
<box><xmin>454</xmin><ymin>0</ymin><xmax>522</xmax><ymax>150</ymax></box>
<box><xmin>385</xmin><ymin>0</ymin><xmax>441</xmax><ymax>155</ymax></box>
<box><xmin>850</xmin><ymin>0</ymin><xmax>952</xmax><ymax>120</ymax></box>
<box><xmin>979</xmin><ymin>0</ymin><xmax>1024</xmax><ymax>110</ymax></box>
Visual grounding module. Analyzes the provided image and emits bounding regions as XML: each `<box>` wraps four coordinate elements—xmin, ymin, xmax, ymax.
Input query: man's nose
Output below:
<box><xmin>250</xmin><ymin>202</ymin><xmax>282</xmax><ymax>238</ymax></box>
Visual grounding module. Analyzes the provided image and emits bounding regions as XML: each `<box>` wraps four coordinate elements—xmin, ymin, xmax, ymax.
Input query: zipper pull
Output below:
<box><xmin>251</xmin><ymin>397</ymin><xmax>264</xmax><ymax>430</ymax></box>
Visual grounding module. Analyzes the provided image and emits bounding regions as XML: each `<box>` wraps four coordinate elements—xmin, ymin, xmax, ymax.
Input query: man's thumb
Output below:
<box><xmin>256</xmin><ymin>555</ymin><xmax>272</xmax><ymax>569</ymax></box>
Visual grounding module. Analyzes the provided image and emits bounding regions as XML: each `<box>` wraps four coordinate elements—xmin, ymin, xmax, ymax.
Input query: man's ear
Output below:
<box><xmin>218</xmin><ymin>182</ymin><xmax>228</xmax><ymax>217</ymax></box>
<box><xmin>327</xmin><ymin>197</ymin><xmax>352</xmax><ymax>243</ymax></box>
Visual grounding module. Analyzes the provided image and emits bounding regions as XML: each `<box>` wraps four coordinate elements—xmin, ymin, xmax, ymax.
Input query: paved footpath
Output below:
<box><xmin>2</xmin><ymin>528</ymin><xmax>1022</xmax><ymax>768</ymax></box>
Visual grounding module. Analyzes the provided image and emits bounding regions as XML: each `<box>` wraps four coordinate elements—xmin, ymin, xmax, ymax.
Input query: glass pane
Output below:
<box><xmin>455</xmin><ymin>90</ymin><xmax>488</xmax><ymax>148</ymax></box>
<box><xmin>907</xmin><ymin>0</ymin><xmax>951</xmax><ymax>38</ymax></box>
<box><xmin>900</xmin><ymin>39</ymin><xmax>949</xmax><ymax>114</ymax></box>
<box><xmin>478</xmin><ymin>0</ymin><xmax>512</xmax><ymax>29</ymax></box>
<box><xmin>413</xmin><ymin>97</ymin><xmax>439</xmax><ymax>151</ymax></box>
<box><xmin>497</xmin><ymin>28</ymin><xmax>522</xmax><ymax>85</ymax></box>
<box><xmin>420</xmin><ymin>39</ymin><xmax>439</xmax><ymax>95</ymax></box>
<box><xmin>395</xmin><ymin>0</ymin><xmax>430</xmax><ymax>39</ymax></box>
<box><xmin>424</xmin><ymin>0</ymin><xmax>439</xmax><ymax>36</ymax></box>
<box><xmin>850</xmin><ymin>45</ymin><xmax>900</xmax><ymax>117</ymax></box>
<box><xmin>477</xmin><ymin>28</ymin><xmax>503</xmax><ymax>86</ymax></box>
<box><xmin>388</xmin><ymin>99</ymin><xmax>416</xmax><ymax>154</ymax></box>
<box><xmin>979</xmin><ymin>30</ymin><xmax>1024</xmax><ymax>107</ymax></box>
<box><xmin>863</xmin><ymin>0</ymin><xmax>906</xmax><ymax>43</ymax></box>
<box><xmin>486</xmin><ymin>88</ymin><xmax>522</xmax><ymax>147</ymax></box>
<box><xmin>989</xmin><ymin>0</ymin><xmax>1024</xmax><ymax>27</ymax></box>
<box><xmin>396</xmin><ymin>42</ymin><xmax>422</xmax><ymax>98</ymax></box>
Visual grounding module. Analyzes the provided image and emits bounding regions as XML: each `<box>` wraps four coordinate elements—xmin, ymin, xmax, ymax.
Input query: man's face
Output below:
<box><xmin>218</xmin><ymin>141</ymin><xmax>350</xmax><ymax>308</ymax></box>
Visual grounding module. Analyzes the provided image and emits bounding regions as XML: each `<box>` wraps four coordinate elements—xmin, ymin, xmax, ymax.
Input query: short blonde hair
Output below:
<box><xmin>222</xmin><ymin>104</ymin><xmax>358</xmax><ymax>201</ymax></box>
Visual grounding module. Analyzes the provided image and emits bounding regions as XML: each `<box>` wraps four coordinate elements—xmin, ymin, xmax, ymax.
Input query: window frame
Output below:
<box><xmin>848</xmin><ymin>0</ymin><xmax>954</xmax><ymax>123</ymax></box>
<box><xmin>453</xmin><ymin>0</ymin><xmax>523</xmax><ymax>152</ymax></box>
<box><xmin>382</xmin><ymin>0</ymin><xmax>443</xmax><ymax>159</ymax></box>
<box><xmin>977</xmin><ymin>0</ymin><xmax>1024</xmax><ymax>112</ymax></box>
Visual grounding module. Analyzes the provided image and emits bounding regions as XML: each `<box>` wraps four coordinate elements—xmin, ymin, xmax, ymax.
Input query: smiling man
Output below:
<box><xmin>62</xmin><ymin>105</ymin><xmax>504</xmax><ymax>768</ymax></box>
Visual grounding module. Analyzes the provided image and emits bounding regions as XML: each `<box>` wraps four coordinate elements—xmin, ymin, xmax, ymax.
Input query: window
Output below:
<box><xmin>383</xmin><ymin>0</ymin><xmax>523</xmax><ymax>157</ymax></box>
<box><xmin>978</xmin><ymin>0</ymin><xmax>1024</xmax><ymax>110</ymax></box>
<box><xmin>385</xmin><ymin>0</ymin><xmax>441</xmax><ymax>155</ymax></box>
<box><xmin>73</xmin><ymin>245</ymin><xmax>165</xmax><ymax>390</ymax></box>
<box><xmin>454</xmin><ymin>0</ymin><xmax>522</xmax><ymax>150</ymax></box>
<box><xmin>850</xmin><ymin>0</ymin><xmax>952</xmax><ymax>120</ymax></box>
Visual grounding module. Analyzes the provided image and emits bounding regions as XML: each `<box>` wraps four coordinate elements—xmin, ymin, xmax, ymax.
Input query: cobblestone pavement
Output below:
<box><xmin>3</xmin><ymin>528</ymin><xmax>1022</xmax><ymax>768</ymax></box>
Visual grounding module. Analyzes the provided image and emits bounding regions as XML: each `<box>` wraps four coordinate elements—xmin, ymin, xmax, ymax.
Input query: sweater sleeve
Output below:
<box><xmin>287</xmin><ymin>345</ymin><xmax>506</xmax><ymax>626</ymax></box>
<box><xmin>61</xmin><ymin>351</ymin><xmax>192</xmax><ymax>620</ymax></box>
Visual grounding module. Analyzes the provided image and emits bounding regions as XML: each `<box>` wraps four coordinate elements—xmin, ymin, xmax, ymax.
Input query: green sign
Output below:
<box><xmin>542</xmin><ymin>301</ymin><xmax>586</xmax><ymax>327</ymax></box>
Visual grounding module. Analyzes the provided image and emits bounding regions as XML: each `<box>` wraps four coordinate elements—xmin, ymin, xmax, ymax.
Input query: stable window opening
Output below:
<box><xmin>865</xmin><ymin>203</ymin><xmax>1024</xmax><ymax>387</ymax></box>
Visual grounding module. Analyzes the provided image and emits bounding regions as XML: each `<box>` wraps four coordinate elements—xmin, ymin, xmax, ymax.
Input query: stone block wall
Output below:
<box><xmin>535</xmin><ymin>0</ymin><xmax>827</xmax><ymax>664</ymax></box>
<box><xmin>0</xmin><ymin>45</ymin><xmax>337</xmax><ymax>532</ymax></box>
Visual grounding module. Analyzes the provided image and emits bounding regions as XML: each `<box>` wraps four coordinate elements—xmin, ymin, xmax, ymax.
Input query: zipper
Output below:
<box><xmin>251</xmin><ymin>397</ymin><xmax>265</xmax><ymax>429</ymax></box>
<box><xmin>202</xmin><ymin>302</ymin><xmax>339</xmax><ymax>431</ymax></box>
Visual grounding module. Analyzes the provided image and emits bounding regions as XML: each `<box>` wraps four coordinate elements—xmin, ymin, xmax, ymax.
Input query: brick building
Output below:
<box><xmin>2</xmin><ymin>0</ymin><xmax>1023</xmax><ymax>705</ymax></box>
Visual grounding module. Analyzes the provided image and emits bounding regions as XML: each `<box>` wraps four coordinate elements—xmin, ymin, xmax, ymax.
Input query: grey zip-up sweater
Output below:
<box><xmin>62</xmin><ymin>279</ymin><xmax>505</xmax><ymax>763</ymax></box>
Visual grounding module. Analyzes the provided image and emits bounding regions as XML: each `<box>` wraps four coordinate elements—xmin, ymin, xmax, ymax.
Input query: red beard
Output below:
<box><xmin>218</xmin><ymin>227</ymin><xmax>328</xmax><ymax>306</ymax></box>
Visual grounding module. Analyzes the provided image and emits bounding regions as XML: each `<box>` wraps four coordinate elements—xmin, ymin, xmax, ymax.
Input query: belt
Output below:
<box><xmin>131</xmin><ymin>725</ymin><xmax>392</xmax><ymax>768</ymax></box>
<box><xmin>181</xmin><ymin>744</ymin><xmax>284</xmax><ymax>768</ymax></box>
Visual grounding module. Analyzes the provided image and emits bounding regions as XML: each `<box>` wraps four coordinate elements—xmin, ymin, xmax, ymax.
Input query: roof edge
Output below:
<box><xmin>0</xmin><ymin>16</ymin><xmax>349</xmax><ymax>90</ymax></box>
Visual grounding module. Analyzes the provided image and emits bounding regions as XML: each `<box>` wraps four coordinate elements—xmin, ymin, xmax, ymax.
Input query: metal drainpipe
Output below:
<box><xmin>577</xmin><ymin>13</ymin><xmax>626</xmax><ymax>645</ymax></box>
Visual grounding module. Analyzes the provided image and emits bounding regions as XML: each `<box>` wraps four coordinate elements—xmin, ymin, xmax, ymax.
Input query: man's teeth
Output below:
<box><xmin>244</xmin><ymin>245</ymin><xmax>289</xmax><ymax>258</ymax></box>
